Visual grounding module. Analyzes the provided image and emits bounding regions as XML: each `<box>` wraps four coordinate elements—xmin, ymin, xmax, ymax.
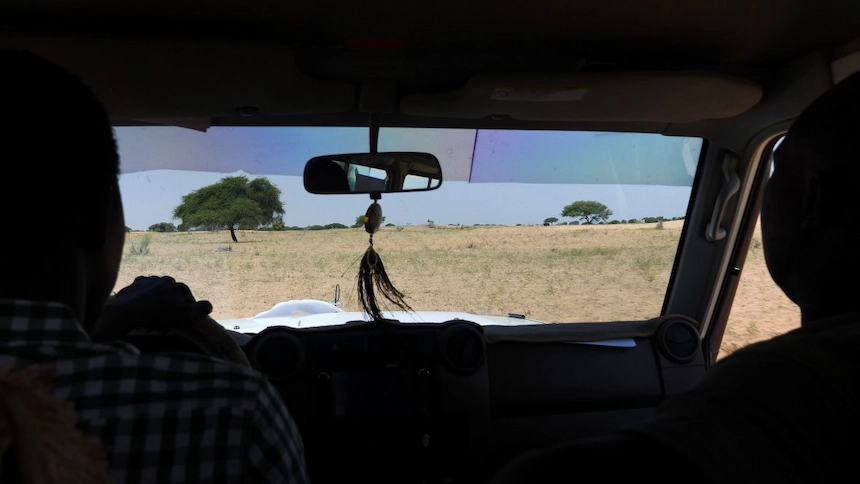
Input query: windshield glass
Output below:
<box><xmin>114</xmin><ymin>126</ymin><xmax>703</xmax><ymax>325</ymax></box>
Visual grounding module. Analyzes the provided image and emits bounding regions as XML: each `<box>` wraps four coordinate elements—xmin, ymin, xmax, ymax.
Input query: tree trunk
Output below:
<box><xmin>230</xmin><ymin>227</ymin><xmax>238</xmax><ymax>242</ymax></box>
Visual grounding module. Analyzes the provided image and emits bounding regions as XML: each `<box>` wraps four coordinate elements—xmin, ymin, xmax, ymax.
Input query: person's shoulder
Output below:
<box><xmin>133</xmin><ymin>351</ymin><xmax>270</xmax><ymax>385</ymax></box>
<box><xmin>732</xmin><ymin>313</ymin><xmax>860</xmax><ymax>361</ymax></box>
<box><xmin>54</xmin><ymin>350</ymin><xmax>276</xmax><ymax>413</ymax></box>
<box><xmin>695</xmin><ymin>313</ymin><xmax>860</xmax><ymax>409</ymax></box>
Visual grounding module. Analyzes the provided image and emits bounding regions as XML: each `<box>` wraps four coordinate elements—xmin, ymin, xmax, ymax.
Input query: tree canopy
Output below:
<box><xmin>148</xmin><ymin>222</ymin><xmax>177</xmax><ymax>233</ymax></box>
<box><xmin>173</xmin><ymin>175</ymin><xmax>285</xmax><ymax>242</ymax></box>
<box><xmin>561</xmin><ymin>200</ymin><xmax>613</xmax><ymax>225</ymax></box>
<box><xmin>543</xmin><ymin>217</ymin><xmax>559</xmax><ymax>225</ymax></box>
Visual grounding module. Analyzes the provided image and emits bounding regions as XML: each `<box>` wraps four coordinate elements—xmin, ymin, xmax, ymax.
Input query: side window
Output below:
<box><xmin>720</xmin><ymin>136</ymin><xmax>799</xmax><ymax>359</ymax></box>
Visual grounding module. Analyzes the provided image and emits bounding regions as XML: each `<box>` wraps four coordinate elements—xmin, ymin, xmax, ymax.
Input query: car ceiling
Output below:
<box><xmin>4</xmin><ymin>1</ymin><xmax>858</xmax><ymax>65</ymax></box>
<box><xmin>2</xmin><ymin>0</ymin><xmax>859</xmax><ymax>135</ymax></box>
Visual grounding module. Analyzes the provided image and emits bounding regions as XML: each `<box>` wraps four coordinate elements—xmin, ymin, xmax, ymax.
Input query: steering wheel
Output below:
<box><xmin>123</xmin><ymin>315</ymin><xmax>251</xmax><ymax>367</ymax></box>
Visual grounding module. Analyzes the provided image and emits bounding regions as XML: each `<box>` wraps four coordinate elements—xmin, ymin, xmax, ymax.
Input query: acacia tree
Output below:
<box><xmin>561</xmin><ymin>200</ymin><xmax>613</xmax><ymax>225</ymax></box>
<box><xmin>173</xmin><ymin>175</ymin><xmax>285</xmax><ymax>242</ymax></box>
<box><xmin>543</xmin><ymin>217</ymin><xmax>559</xmax><ymax>225</ymax></box>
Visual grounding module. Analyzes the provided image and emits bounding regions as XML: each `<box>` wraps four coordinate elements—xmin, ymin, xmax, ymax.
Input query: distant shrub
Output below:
<box><xmin>129</xmin><ymin>233</ymin><xmax>152</xmax><ymax>255</ymax></box>
<box><xmin>148</xmin><ymin>222</ymin><xmax>176</xmax><ymax>233</ymax></box>
<box><xmin>271</xmin><ymin>219</ymin><xmax>286</xmax><ymax>231</ymax></box>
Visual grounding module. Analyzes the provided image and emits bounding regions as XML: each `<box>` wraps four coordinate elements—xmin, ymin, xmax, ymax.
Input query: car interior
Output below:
<box><xmin>2</xmin><ymin>1</ymin><xmax>860</xmax><ymax>483</ymax></box>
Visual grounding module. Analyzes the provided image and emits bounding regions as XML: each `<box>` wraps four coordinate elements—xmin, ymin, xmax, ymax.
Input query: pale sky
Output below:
<box><xmin>115</xmin><ymin>127</ymin><xmax>701</xmax><ymax>230</ymax></box>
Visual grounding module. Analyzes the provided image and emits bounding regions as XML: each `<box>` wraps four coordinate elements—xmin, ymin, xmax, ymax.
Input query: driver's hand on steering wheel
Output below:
<box><xmin>90</xmin><ymin>275</ymin><xmax>213</xmax><ymax>343</ymax></box>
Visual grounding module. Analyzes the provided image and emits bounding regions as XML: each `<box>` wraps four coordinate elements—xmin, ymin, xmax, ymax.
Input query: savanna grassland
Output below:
<box><xmin>116</xmin><ymin>219</ymin><xmax>799</xmax><ymax>360</ymax></box>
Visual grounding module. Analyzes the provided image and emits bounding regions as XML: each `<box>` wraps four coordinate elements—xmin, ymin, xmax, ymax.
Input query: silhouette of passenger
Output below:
<box><xmin>0</xmin><ymin>48</ymin><xmax>310</xmax><ymax>483</ymax></box>
<box><xmin>305</xmin><ymin>159</ymin><xmax>351</xmax><ymax>193</ymax></box>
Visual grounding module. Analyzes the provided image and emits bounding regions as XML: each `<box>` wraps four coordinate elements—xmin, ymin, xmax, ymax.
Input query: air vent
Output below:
<box><xmin>440</xmin><ymin>323</ymin><xmax>486</xmax><ymax>375</ymax></box>
<box><xmin>656</xmin><ymin>318</ymin><xmax>700</xmax><ymax>364</ymax></box>
<box><xmin>249</xmin><ymin>331</ymin><xmax>304</xmax><ymax>380</ymax></box>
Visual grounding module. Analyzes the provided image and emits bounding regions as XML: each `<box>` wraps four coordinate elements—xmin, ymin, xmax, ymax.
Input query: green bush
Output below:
<box><xmin>148</xmin><ymin>222</ymin><xmax>177</xmax><ymax>233</ymax></box>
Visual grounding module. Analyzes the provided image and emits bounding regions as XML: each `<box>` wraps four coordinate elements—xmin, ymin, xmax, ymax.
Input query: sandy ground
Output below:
<box><xmin>717</xmin><ymin>219</ymin><xmax>801</xmax><ymax>358</ymax></box>
<box><xmin>116</xmin><ymin>220</ymin><xmax>799</xmax><ymax>360</ymax></box>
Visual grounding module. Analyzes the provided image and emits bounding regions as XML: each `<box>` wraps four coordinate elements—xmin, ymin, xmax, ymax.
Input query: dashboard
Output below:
<box><xmin>240</xmin><ymin>315</ymin><xmax>707</xmax><ymax>483</ymax></box>
<box><xmin>244</xmin><ymin>319</ymin><xmax>489</xmax><ymax>483</ymax></box>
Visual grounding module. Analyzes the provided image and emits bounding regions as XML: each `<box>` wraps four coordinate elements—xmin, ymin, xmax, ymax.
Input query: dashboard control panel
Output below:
<box><xmin>243</xmin><ymin>319</ymin><xmax>490</xmax><ymax>483</ymax></box>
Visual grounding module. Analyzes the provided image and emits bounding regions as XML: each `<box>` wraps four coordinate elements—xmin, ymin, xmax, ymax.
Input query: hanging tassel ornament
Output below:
<box><xmin>357</xmin><ymin>198</ymin><xmax>412</xmax><ymax>321</ymax></box>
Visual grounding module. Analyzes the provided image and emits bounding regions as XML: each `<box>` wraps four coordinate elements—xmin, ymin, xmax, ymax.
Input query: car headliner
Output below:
<box><xmin>2</xmin><ymin>1</ymin><xmax>858</xmax><ymax>137</ymax></box>
<box><xmin>4</xmin><ymin>1</ymin><xmax>858</xmax><ymax>66</ymax></box>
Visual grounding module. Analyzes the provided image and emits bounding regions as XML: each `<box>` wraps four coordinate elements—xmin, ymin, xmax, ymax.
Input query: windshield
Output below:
<box><xmin>114</xmin><ymin>126</ymin><xmax>703</xmax><ymax>325</ymax></box>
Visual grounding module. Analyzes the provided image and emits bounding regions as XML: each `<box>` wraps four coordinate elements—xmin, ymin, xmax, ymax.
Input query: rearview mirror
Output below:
<box><xmin>304</xmin><ymin>152</ymin><xmax>442</xmax><ymax>194</ymax></box>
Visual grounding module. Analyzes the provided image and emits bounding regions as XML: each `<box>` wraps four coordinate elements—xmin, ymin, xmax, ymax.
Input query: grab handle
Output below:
<box><xmin>705</xmin><ymin>152</ymin><xmax>740</xmax><ymax>242</ymax></box>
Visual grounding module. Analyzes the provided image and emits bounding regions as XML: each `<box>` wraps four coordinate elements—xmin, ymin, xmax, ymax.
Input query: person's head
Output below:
<box><xmin>0</xmin><ymin>49</ymin><xmax>124</xmax><ymax>328</ymax></box>
<box><xmin>305</xmin><ymin>159</ymin><xmax>351</xmax><ymax>193</ymax></box>
<box><xmin>761</xmin><ymin>70</ymin><xmax>860</xmax><ymax>322</ymax></box>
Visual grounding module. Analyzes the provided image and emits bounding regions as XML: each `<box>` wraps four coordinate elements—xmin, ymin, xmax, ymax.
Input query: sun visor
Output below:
<box><xmin>400</xmin><ymin>71</ymin><xmax>762</xmax><ymax>123</ymax></box>
<box><xmin>0</xmin><ymin>33</ymin><xmax>356</xmax><ymax>122</ymax></box>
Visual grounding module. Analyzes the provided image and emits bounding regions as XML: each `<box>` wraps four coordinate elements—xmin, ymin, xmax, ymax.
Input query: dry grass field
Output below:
<box><xmin>116</xmin><ymin>219</ymin><xmax>799</xmax><ymax>360</ymax></box>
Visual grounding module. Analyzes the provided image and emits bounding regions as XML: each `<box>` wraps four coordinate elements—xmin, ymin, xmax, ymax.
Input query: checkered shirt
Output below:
<box><xmin>0</xmin><ymin>299</ymin><xmax>310</xmax><ymax>484</ymax></box>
